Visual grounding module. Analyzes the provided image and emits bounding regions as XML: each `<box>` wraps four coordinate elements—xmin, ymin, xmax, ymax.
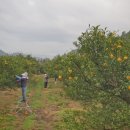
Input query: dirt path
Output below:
<box><xmin>0</xmin><ymin>76</ymin><xmax>84</xmax><ymax>130</ymax></box>
<box><xmin>33</xmin><ymin>83</ymin><xmax>83</xmax><ymax>130</ymax></box>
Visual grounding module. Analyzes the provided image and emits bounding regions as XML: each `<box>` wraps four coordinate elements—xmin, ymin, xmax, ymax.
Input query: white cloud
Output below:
<box><xmin>0</xmin><ymin>0</ymin><xmax>130</xmax><ymax>58</ymax></box>
<box><xmin>28</xmin><ymin>0</ymin><xmax>36</xmax><ymax>6</ymax></box>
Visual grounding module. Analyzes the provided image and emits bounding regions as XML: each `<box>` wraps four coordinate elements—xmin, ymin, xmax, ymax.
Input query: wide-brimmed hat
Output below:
<box><xmin>21</xmin><ymin>72</ymin><xmax>28</xmax><ymax>77</ymax></box>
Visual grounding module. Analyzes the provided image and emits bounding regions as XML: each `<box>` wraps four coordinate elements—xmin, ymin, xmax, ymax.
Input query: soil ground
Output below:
<box><xmin>0</xmin><ymin>75</ymin><xmax>84</xmax><ymax>130</ymax></box>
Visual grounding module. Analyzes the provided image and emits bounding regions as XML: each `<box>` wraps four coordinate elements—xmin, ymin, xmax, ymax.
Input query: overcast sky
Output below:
<box><xmin>0</xmin><ymin>0</ymin><xmax>130</xmax><ymax>58</ymax></box>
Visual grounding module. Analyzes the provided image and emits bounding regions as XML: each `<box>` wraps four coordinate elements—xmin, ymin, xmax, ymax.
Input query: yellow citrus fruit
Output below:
<box><xmin>127</xmin><ymin>76</ymin><xmax>130</xmax><ymax>80</ymax></box>
<box><xmin>117</xmin><ymin>45</ymin><xmax>122</xmax><ymax>48</ymax></box>
<box><xmin>58</xmin><ymin>76</ymin><xmax>62</xmax><ymax>80</ymax></box>
<box><xmin>110</xmin><ymin>53</ymin><xmax>114</xmax><ymax>59</ymax></box>
<box><xmin>124</xmin><ymin>56</ymin><xmax>128</xmax><ymax>60</ymax></box>
<box><xmin>128</xmin><ymin>86</ymin><xmax>130</xmax><ymax>90</ymax></box>
<box><xmin>117</xmin><ymin>57</ymin><xmax>122</xmax><ymax>62</ymax></box>
<box><xmin>69</xmin><ymin>77</ymin><xmax>72</xmax><ymax>80</ymax></box>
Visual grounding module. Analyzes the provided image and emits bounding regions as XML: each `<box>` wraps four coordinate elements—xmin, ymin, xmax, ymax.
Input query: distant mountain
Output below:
<box><xmin>0</xmin><ymin>50</ymin><xmax>24</xmax><ymax>57</ymax></box>
<box><xmin>0</xmin><ymin>50</ymin><xmax>8</xmax><ymax>56</ymax></box>
<box><xmin>11</xmin><ymin>52</ymin><xmax>24</xmax><ymax>56</ymax></box>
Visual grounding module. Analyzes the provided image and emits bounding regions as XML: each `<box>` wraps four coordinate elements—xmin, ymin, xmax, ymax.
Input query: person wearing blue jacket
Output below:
<box><xmin>16</xmin><ymin>72</ymin><xmax>29</xmax><ymax>103</ymax></box>
<box><xmin>21</xmin><ymin>72</ymin><xmax>29</xmax><ymax>102</ymax></box>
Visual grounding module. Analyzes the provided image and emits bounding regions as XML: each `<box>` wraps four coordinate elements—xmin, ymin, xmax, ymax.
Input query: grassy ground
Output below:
<box><xmin>0</xmin><ymin>75</ymin><xmax>85</xmax><ymax>130</ymax></box>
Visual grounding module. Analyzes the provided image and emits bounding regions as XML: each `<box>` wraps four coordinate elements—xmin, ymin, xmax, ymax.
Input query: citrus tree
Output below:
<box><xmin>0</xmin><ymin>54</ymin><xmax>41</xmax><ymax>88</ymax></box>
<box><xmin>43</xmin><ymin>25</ymin><xmax>130</xmax><ymax>129</ymax></box>
<box><xmin>73</xmin><ymin>25</ymin><xmax>130</xmax><ymax>102</ymax></box>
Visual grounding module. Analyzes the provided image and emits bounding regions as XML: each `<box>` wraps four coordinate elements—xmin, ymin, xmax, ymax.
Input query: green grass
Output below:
<box><xmin>0</xmin><ymin>111</ymin><xmax>16</xmax><ymax>130</ymax></box>
<box><xmin>54</xmin><ymin>109</ymin><xmax>88</xmax><ymax>130</ymax></box>
<box><xmin>23</xmin><ymin>114</ymin><xmax>35</xmax><ymax>130</ymax></box>
<box><xmin>0</xmin><ymin>75</ymin><xmax>84</xmax><ymax>130</ymax></box>
<box><xmin>44</xmin><ymin>90</ymin><xmax>69</xmax><ymax>108</ymax></box>
<box><xmin>30</xmin><ymin>76</ymin><xmax>45</xmax><ymax>109</ymax></box>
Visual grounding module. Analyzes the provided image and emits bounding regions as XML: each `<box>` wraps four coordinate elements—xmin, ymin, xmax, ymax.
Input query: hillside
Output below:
<box><xmin>0</xmin><ymin>50</ymin><xmax>7</xmax><ymax>56</ymax></box>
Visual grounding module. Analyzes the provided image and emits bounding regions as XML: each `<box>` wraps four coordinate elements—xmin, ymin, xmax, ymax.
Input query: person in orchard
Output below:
<box><xmin>44</xmin><ymin>73</ymin><xmax>49</xmax><ymax>88</ymax></box>
<box><xmin>17</xmin><ymin>72</ymin><xmax>29</xmax><ymax>103</ymax></box>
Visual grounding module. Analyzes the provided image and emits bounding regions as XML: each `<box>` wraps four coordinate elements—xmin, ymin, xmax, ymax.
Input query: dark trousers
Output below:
<box><xmin>21</xmin><ymin>87</ymin><xmax>26</xmax><ymax>101</ymax></box>
<box><xmin>54</xmin><ymin>77</ymin><xmax>57</xmax><ymax>81</ymax></box>
<box><xmin>44</xmin><ymin>82</ymin><xmax>48</xmax><ymax>88</ymax></box>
